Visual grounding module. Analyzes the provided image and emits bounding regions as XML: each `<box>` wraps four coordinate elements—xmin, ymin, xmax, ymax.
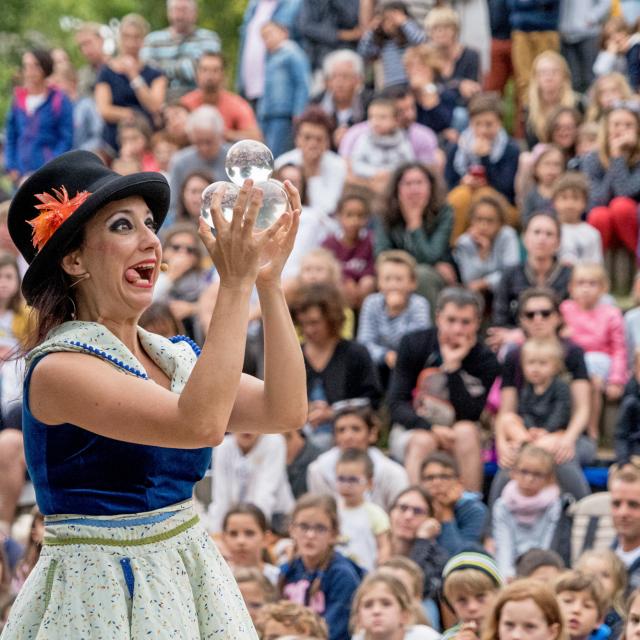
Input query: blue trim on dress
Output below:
<box><xmin>120</xmin><ymin>557</ymin><xmax>135</xmax><ymax>598</ymax></box>
<box><xmin>169</xmin><ymin>335</ymin><xmax>202</xmax><ymax>357</ymax></box>
<box><xmin>50</xmin><ymin>511</ymin><xmax>178</xmax><ymax>528</ymax></box>
<box><xmin>62</xmin><ymin>340</ymin><xmax>149</xmax><ymax>379</ymax></box>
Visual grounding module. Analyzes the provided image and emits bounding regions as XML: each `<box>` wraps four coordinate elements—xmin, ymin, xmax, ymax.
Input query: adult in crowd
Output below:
<box><xmin>297</xmin><ymin>0</ymin><xmax>361</xmax><ymax>72</ymax></box>
<box><xmin>525</xmin><ymin>50</ymin><xmax>581</xmax><ymax>149</ymax></box>
<box><xmin>236</xmin><ymin>0</ymin><xmax>302</xmax><ymax>108</ymax></box>
<box><xmin>180</xmin><ymin>52</ymin><xmax>262</xmax><ymax>143</ymax></box>
<box><xmin>609</xmin><ymin>463</ymin><xmax>640</xmax><ymax>590</ymax></box>
<box><xmin>388</xmin><ymin>287</ymin><xmax>499</xmax><ymax>490</ymax></box>
<box><xmin>0</xmin><ymin>402</ymin><xmax>26</xmax><ymax>543</ymax></box>
<box><xmin>558</xmin><ymin>0</ymin><xmax>610</xmax><ymax>94</ymax></box>
<box><xmin>419</xmin><ymin>451</ymin><xmax>488</xmax><ymax>557</ymax></box>
<box><xmin>339</xmin><ymin>84</ymin><xmax>439</xmax><ymax>168</ymax></box>
<box><xmin>4</xmin><ymin>49</ymin><xmax>73</xmax><ymax>185</ymax></box>
<box><xmin>95</xmin><ymin>13</ymin><xmax>167</xmax><ymax>156</ymax></box>
<box><xmin>489</xmin><ymin>212</ymin><xmax>571</xmax><ymax>345</ymax></box>
<box><xmin>74</xmin><ymin>22</ymin><xmax>109</xmax><ymax>98</ymax></box>
<box><xmin>275</xmin><ymin>107</ymin><xmax>347</xmax><ymax>215</ymax></box>
<box><xmin>445</xmin><ymin>92</ymin><xmax>520</xmax><ymax>241</ymax></box>
<box><xmin>584</xmin><ymin>103</ymin><xmax>640</xmax><ymax>257</ymax></box>
<box><xmin>491</xmin><ymin>288</ymin><xmax>593</xmax><ymax>502</ymax></box>
<box><xmin>290</xmin><ymin>282</ymin><xmax>382</xmax><ymax>450</ymax></box>
<box><xmin>1</xmin><ymin>150</ymin><xmax>306</xmax><ymax>635</ymax></box>
<box><xmin>140</xmin><ymin>0</ymin><xmax>220</xmax><ymax>101</ymax></box>
<box><xmin>544</xmin><ymin>106</ymin><xmax>582</xmax><ymax>163</ymax></box>
<box><xmin>375</xmin><ymin>162</ymin><xmax>455</xmax><ymax>310</ymax></box>
<box><xmin>311</xmin><ymin>49</ymin><xmax>371</xmax><ymax>149</ymax></box>
<box><xmin>167</xmin><ymin>106</ymin><xmax>229</xmax><ymax>220</ymax></box>
<box><xmin>175</xmin><ymin>170</ymin><xmax>213</xmax><ymax>224</ymax></box>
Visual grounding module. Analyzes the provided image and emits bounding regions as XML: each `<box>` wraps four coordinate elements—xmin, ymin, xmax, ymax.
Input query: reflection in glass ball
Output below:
<box><xmin>254</xmin><ymin>179</ymin><xmax>289</xmax><ymax>230</ymax></box>
<box><xmin>225</xmin><ymin>140</ymin><xmax>274</xmax><ymax>187</ymax></box>
<box><xmin>200</xmin><ymin>181</ymin><xmax>240</xmax><ymax>229</ymax></box>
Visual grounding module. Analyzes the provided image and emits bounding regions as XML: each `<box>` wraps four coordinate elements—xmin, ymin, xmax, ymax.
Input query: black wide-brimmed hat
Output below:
<box><xmin>8</xmin><ymin>150</ymin><xmax>170</xmax><ymax>302</ymax></box>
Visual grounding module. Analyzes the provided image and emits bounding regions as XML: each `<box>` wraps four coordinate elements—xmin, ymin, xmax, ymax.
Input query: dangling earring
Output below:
<box><xmin>67</xmin><ymin>296</ymin><xmax>77</xmax><ymax>321</ymax></box>
<box><xmin>69</xmin><ymin>272</ymin><xmax>90</xmax><ymax>288</ymax></box>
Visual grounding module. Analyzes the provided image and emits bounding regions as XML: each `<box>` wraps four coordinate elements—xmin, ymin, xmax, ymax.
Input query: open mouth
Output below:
<box><xmin>125</xmin><ymin>261</ymin><xmax>156</xmax><ymax>287</ymax></box>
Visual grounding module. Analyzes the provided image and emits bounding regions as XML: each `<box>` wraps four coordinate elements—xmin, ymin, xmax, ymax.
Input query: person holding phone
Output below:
<box><xmin>445</xmin><ymin>92</ymin><xmax>521</xmax><ymax>242</ymax></box>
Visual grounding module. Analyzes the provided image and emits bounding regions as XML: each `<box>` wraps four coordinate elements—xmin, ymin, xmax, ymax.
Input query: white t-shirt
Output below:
<box><xmin>338</xmin><ymin>500</ymin><xmax>390</xmax><ymax>572</ymax></box>
<box><xmin>616</xmin><ymin>544</ymin><xmax>640</xmax><ymax>568</ymax></box>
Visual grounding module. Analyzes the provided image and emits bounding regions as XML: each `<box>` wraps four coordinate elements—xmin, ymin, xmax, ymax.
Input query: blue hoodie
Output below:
<box><xmin>281</xmin><ymin>551</ymin><xmax>364</xmax><ymax>640</ymax></box>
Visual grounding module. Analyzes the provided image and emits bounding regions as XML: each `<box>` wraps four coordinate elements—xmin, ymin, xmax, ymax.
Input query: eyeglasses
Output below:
<box><xmin>522</xmin><ymin>308</ymin><xmax>554</xmax><ymax>320</ymax></box>
<box><xmin>514</xmin><ymin>468</ymin><xmax>548</xmax><ymax>481</ymax></box>
<box><xmin>421</xmin><ymin>473</ymin><xmax>456</xmax><ymax>482</ymax></box>
<box><xmin>168</xmin><ymin>243</ymin><xmax>197</xmax><ymax>255</ymax></box>
<box><xmin>336</xmin><ymin>475</ymin><xmax>368</xmax><ymax>486</ymax></box>
<box><xmin>293</xmin><ymin>522</ymin><xmax>330</xmax><ymax>535</ymax></box>
<box><xmin>393</xmin><ymin>503</ymin><xmax>428</xmax><ymax>517</ymax></box>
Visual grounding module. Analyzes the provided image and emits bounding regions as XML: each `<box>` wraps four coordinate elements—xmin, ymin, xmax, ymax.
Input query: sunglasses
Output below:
<box><xmin>168</xmin><ymin>243</ymin><xmax>197</xmax><ymax>255</ymax></box>
<box><xmin>522</xmin><ymin>308</ymin><xmax>554</xmax><ymax>320</ymax></box>
<box><xmin>394</xmin><ymin>503</ymin><xmax>428</xmax><ymax>517</ymax></box>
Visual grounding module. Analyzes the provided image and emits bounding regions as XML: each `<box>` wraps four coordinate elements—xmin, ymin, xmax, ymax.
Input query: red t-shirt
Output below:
<box><xmin>180</xmin><ymin>89</ymin><xmax>258</xmax><ymax>133</ymax></box>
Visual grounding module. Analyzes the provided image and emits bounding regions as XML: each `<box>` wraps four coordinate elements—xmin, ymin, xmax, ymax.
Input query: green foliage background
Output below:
<box><xmin>0</xmin><ymin>0</ymin><xmax>248</xmax><ymax>123</ymax></box>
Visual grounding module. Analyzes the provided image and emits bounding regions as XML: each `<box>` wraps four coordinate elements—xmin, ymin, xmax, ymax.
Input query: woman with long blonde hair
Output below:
<box><xmin>526</xmin><ymin>51</ymin><xmax>578</xmax><ymax>148</ymax></box>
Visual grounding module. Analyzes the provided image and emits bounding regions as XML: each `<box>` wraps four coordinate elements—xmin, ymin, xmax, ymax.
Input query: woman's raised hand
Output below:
<box><xmin>198</xmin><ymin>180</ymin><xmax>286</xmax><ymax>289</ymax></box>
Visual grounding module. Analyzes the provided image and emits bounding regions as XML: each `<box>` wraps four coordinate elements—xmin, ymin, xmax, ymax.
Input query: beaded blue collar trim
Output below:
<box><xmin>63</xmin><ymin>340</ymin><xmax>149</xmax><ymax>379</ymax></box>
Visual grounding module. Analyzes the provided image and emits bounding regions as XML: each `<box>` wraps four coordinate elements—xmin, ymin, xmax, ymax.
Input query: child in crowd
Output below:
<box><xmin>222</xmin><ymin>503</ymin><xmax>280</xmax><ymax>585</ymax></box>
<box><xmin>561</xmin><ymin>263</ymin><xmax>627</xmax><ymax>439</ymax></box>
<box><xmin>586</xmin><ymin>73</ymin><xmax>634</xmax><ymax>124</ymax></box>
<box><xmin>258</xmin><ymin>21</ymin><xmax>310</xmax><ymax>158</ymax></box>
<box><xmin>348</xmin><ymin>97</ymin><xmax>415</xmax><ymax>189</ymax></box>
<box><xmin>208</xmin><ymin>433</ymin><xmax>294</xmax><ymax>534</ymax></box>
<box><xmin>453</xmin><ymin>195</ymin><xmax>520</xmax><ymax>298</ymax></box>
<box><xmin>335</xmin><ymin>449</ymin><xmax>391</xmax><ymax>571</ymax></box>
<box><xmin>350</xmin><ymin>572</ymin><xmax>441</xmax><ymax>640</ymax></box>
<box><xmin>521</xmin><ymin>145</ymin><xmax>566</xmax><ymax>224</ymax></box>
<box><xmin>576</xmin><ymin>549</ymin><xmax>628</xmax><ymax>635</ymax></box>
<box><xmin>234</xmin><ymin>567</ymin><xmax>278</xmax><ymax>626</ymax></box>
<box><xmin>555</xmin><ymin>571</ymin><xmax>608</xmax><ymax>640</ymax></box>
<box><xmin>150</xmin><ymin>131</ymin><xmax>178</xmax><ymax>175</ymax></box>
<box><xmin>481</xmin><ymin>579</ymin><xmax>564</xmax><ymax>640</ymax></box>
<box><xmin>441</xmin><ymin>551</ymin><xmax>504</xmax><ymax>640</ymax></box>
<box><xmin>492</xmin><ymin>446</ymin><xmax>563</xmax><ymax>580</ymax></box>
<box><xmin>593</xmin><ymin>17</ymin><xmax>639</xmax><ymax>78</ymax></box>
<box><xmin>357</xmin><ymin>250</ymin><xmax>430</xmax><ymax>387</ymax></box>
<box><xmin>255</xmin><ymin>601</ymin><xmax>328</xmax><ymax>640</ymax></box>
<box><xmin>111</xmin><ymin>117</ymin><xmax>159</xmax><ymax>175</ymax></box>
<box><xmin>281</xmin><ymin>494</ymin><xmax>364</xmax><ymax>640</ymax></box>
<box><xmin>553</xmin><ymin>172</ymin><xmax>603</xmax><ymax>266</ymax></box>
<box><xmin>12</xmin><ymin>509</ymin><xmax>44</xmax><ymax>593</ymax></box>
<box><xmin>623</xmin><ymin>588</ymin><xmax>640</xmax><ymax>640</ymax></box>
<box><xmin>0</xmin><ymin>253</ymin><xmax>29</xmax><ymax>360</ymax></box>
<box><xmin>321</xmin><ymin>194</ymin><xmax>376</xmax><ymax>311</ymax></box>
<box><xmin>381</xmin><ymin>556</ymin><xmax>431</xmax><ymax>626</ymax></box>
<box><xmin>306</xmin><ymin>404</ymin><xmax>409</xmax><ymax>511</ymax></box>
<box><xmin>515</xmin><ymin>548</ymin><xmax>566</xmax><ymax>581</ymax></box>
<box><xmin>569</xmin><ymin>122</ymin><xmax>601</xmax><ymax>172</ymax></box>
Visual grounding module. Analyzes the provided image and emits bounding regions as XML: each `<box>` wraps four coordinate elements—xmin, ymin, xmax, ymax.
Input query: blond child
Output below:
<box><xmin>255</xmin><ymin>600</ymin><xmax>328</xmax><ymax>640</ymax></box>
<box><xmin>335</xmin><ymin>449</ymin><xmax>391</xmax><ymax>571</ymax></box>
<box><xmin>492</xmin><ymin>446</ymin><xmax>563</xmax><ymax>579</ymax></box>
<box><xmin>441</xmin><ymin>551</ymin><xmax>503</xmax><ymax>640</ymax></box>
<box><xmin>553</xmin><ymin>173</ymin><xmax>603</xmax><ymax>266</ymax></box>
<box><xmin>555</xmin><ymin>571</ymin><xmax>609</xmax><ymax>640</ymax></box>
<box><xmin>381</xmin><ymin>556</ymin><xmax>432</xmax><ymax>626</ymax></box>
<box><xmin>560</xmin><ymin>263</ymin><xmax>627</xmax><ymax>439</ymax></box>
<box><xmin>233</xmin><ymin>567</ymin><xmax>278</xmax><ymax>626</ymax></box>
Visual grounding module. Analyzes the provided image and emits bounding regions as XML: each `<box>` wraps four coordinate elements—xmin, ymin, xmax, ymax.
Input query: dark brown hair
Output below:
<box><xmin>551</xmin><ymin>171</ymin><xmax>590</xmax><ymax>201</ymax></box>
<box><xmin>0</xmin><ymin>253</ymin><xmax>24</xmax><ymax>314</ymax></box>
<box><xmin>177</xmin><ymin>170</ymin><xmax>214</xmax><ymax>221</ymax></box>
<box><xmin>222</xmin><ymin>503</ymin><xmax>269</xmax><ymax>533</ymax></box>
<box><xmin>294</xmin><ymin>106</ymin><xmax>334</xmax><ymax>139</ymax></box>
<box><xmin>290</xmin><ymin>282</ymin><xmax>346</xmax><ymax>339</ymax></box>
<box><xmin>468</xmin><ymin>92</ymin><xmax>504</xmax><ymax>120</ymax></box>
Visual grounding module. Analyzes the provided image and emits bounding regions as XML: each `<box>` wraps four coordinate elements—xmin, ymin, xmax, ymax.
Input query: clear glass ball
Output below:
<box><xmin>254</xmin><ymin>179</ymin><xmax>289</xmax><ymax>230</ymax></box>
<box><xmin>200</xmin><ymin>181</ymin><xmax>240</xmax><ymax>229</ymax></box>
<box><xmin>225</xmin><ymin>140</ymin><xmax>274</xmax><ymax>187</ymax></box>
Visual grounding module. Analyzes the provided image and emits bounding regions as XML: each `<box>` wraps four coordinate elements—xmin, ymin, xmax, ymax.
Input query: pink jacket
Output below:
<box><xmin>560</xmin><ymin>300</ymin><xmax>628</xmax><ymax>385</ymax></box>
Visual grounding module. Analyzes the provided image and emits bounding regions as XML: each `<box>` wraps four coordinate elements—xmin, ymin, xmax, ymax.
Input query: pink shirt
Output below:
<box><xmin>560</xmin><ymin>299</ymin><xmax>628</xmax><ymax>385</ymax></box>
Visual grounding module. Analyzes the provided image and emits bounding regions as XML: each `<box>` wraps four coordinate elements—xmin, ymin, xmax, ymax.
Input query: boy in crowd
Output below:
<box><xmin>357</xmin><ymin>250</ymin><xmax>431</xmax><ymax>388</ymax></box>
<box><xmin>515</xmin><ymin>548</ymin><xmax>566</xmax><ymax>581</ymax></box>
<box><xmin>555</xmin><ymin>571</ymin><xmax>609</xmax><ymax>640</ymax></box>
<box><xmin>441</xmin><ymin>551</ymin><xmax>504</xmax><ymax>640</ymax></box>
<box><xmin>335</xmin><ymin>449</ymin><xmax>391</xmax><ymax>571</ymax></box>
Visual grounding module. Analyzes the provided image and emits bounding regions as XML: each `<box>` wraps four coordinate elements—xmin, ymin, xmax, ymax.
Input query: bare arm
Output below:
<box><xmin>95</xmin><ymin>82</ymin><xmax>134</xmax><ymax>124</ymax></box>
<box><xmin>130</xmin><ymin>75</ymin><xmax>167</xmax><ymax>116</ymax></box>
<box><xmin>566</xmin><ymin>379</ymin><xmax>590</xmax><ymax>442</ymax></box>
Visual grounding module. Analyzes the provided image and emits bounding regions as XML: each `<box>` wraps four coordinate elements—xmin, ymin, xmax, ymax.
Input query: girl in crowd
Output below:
<box><xmin>543</xmin><ymin>107</ymin><xmax>582</xmax><ymax>164</ymax></box>
<box><xmin>481</xmin><ymin>579</ymin><xmax>565</xmax><ymax>640</ymax></box>
<box><xmin>0</xmin><ymin>253</ymin><xmax>29</xmax><ymax>359</ymax></box>
<box><xmin>622</xmin><ymin>587</ymin><xmax>640</xmax><ymax>640</ymax></box>
<box><xmin>584</xmin><ymin>103</ymin><xmax>640</xmax><ymax>256</ymax></box>
<box><xmin>376</xmin><ymin>163</ymin><xmax>455</xmax><ymax>311</ymax></box>
<box><xmin>520</xmin><ymin>145</ymin><xmax>566</xmax><ymax>224</ymax></box>
<box><xmin>280</xmin><ymin>494</ymin><xmax>363</xmax><ymax>640</ymax></box>
<box><xmin>222</xmin><ymin>503</ymin><xmax>279</xmax><ymax>585</ymax></box>
<box><xmin>233</xmin><ymin>567</ymin><xmax>278</xmax><ymax>626</ymax></box>
<box><xmin>586</xmin><ymin>73</ymin><xmax>634</xmax><ymax>123</ymax></box>
<box><xmin>526</xmin><ymin>51</ymin><xmax>581</xmax><ymax>149</ymax></box>
<box><xmin>176</xmin><ymin>171</ymin><xmax>213</xmax><ymax>225</ymax></box>
<box><xmin>350</xmin><ymin>571</ymin><xmax>441</xmax><ymax>640</ymax></box>
<box><xmin>381</xmin><ymin>556</ymin><xmax>432</xmax><ymax>627</ymax></box>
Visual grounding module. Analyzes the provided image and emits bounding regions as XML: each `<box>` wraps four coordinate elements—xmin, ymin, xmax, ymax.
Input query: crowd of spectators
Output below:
<box><xmin>3</xmin><ymin>0</ymin><xmax>640</xmax><ymax>637</ymax></box>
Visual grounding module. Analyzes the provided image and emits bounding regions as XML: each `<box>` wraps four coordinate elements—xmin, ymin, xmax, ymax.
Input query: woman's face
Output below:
<box><xmin>182</xmin><ymin>176</ymin><xmax>209</xmax><ymax>219</ymax></box>
<box><xmin>523</xmin><ymin>216</ymin><xmax>560</xmax><ymax>261</ymax></box>
<box><xmin>297</xmin><ymin>306</ymin><xmax>332</xmax><ymax>345</ymax></box>
<box><xmin>625</xmin><ymin>594</ymin><xmax>640</xmax><ymax>640</ymax></box>
<box><xmin>398</xmin><ymin>168</ymin><xmax>431</xmax><ymax>213</ymax></box>
<box><xmin>119</xmin><ymin>23</ymin><xmax>145</xmax><ymax>57</ymax></box>
<box><xmin>551</xmin><ymin>114</ymin><xmax>578</xmax><ymax>150</ymax></box>
<box><xmin>519</xmin><ymin>296</ymin><xmax>560</xmax><ymax>339</ymax></box>
<box><xmin>429</xmin><ymin>24</ymin><xmax>457</xmax><ymax>49</ymax></box>
<box><xmin>390</xmin><ymin>490</ymin><xmax>429</xmax><ymax>541</ymax></box>
<box><xmin>498</xmin><ymin>598</ymin><xmax>559</xmax><ymax>640</ymax></box>
<box><xmin>22</xmin><ymin>52</ymin><xmax>46</xmax><ymax>86</ymax></box>
<box><xmin>535</xmin><ymin>58</ymin><xmax>564</xmax><ymax>96</ymax></box>
<box><xmin>70</xmin><ymin>196</ymin><xmax>161</xmax><ymax>320</ymax></box>
<box><xmin>163</xmin><ymin>231</ymin><xmax>199</xmax><ymax>267</ymax></box>
<box><xmin>608</xmin><ymin>109</ymin><xmax>639</xmax><ymax>143</ymax></box>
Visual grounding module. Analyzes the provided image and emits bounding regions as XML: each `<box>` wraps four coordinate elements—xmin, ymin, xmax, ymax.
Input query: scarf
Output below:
<box><xmin>452</xmin><ymin>126</ymin><xmax>509</xmax><ymax>178</ymax></box>
<box><xmin>501</xmin><ymin>479</ymin><xmax>560</xmax><ymax>526</ymax></box>
<box><xmin>26</xmin><ymin>320</ymin><xmax>199</xmax><ymax>393</ymax></box>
